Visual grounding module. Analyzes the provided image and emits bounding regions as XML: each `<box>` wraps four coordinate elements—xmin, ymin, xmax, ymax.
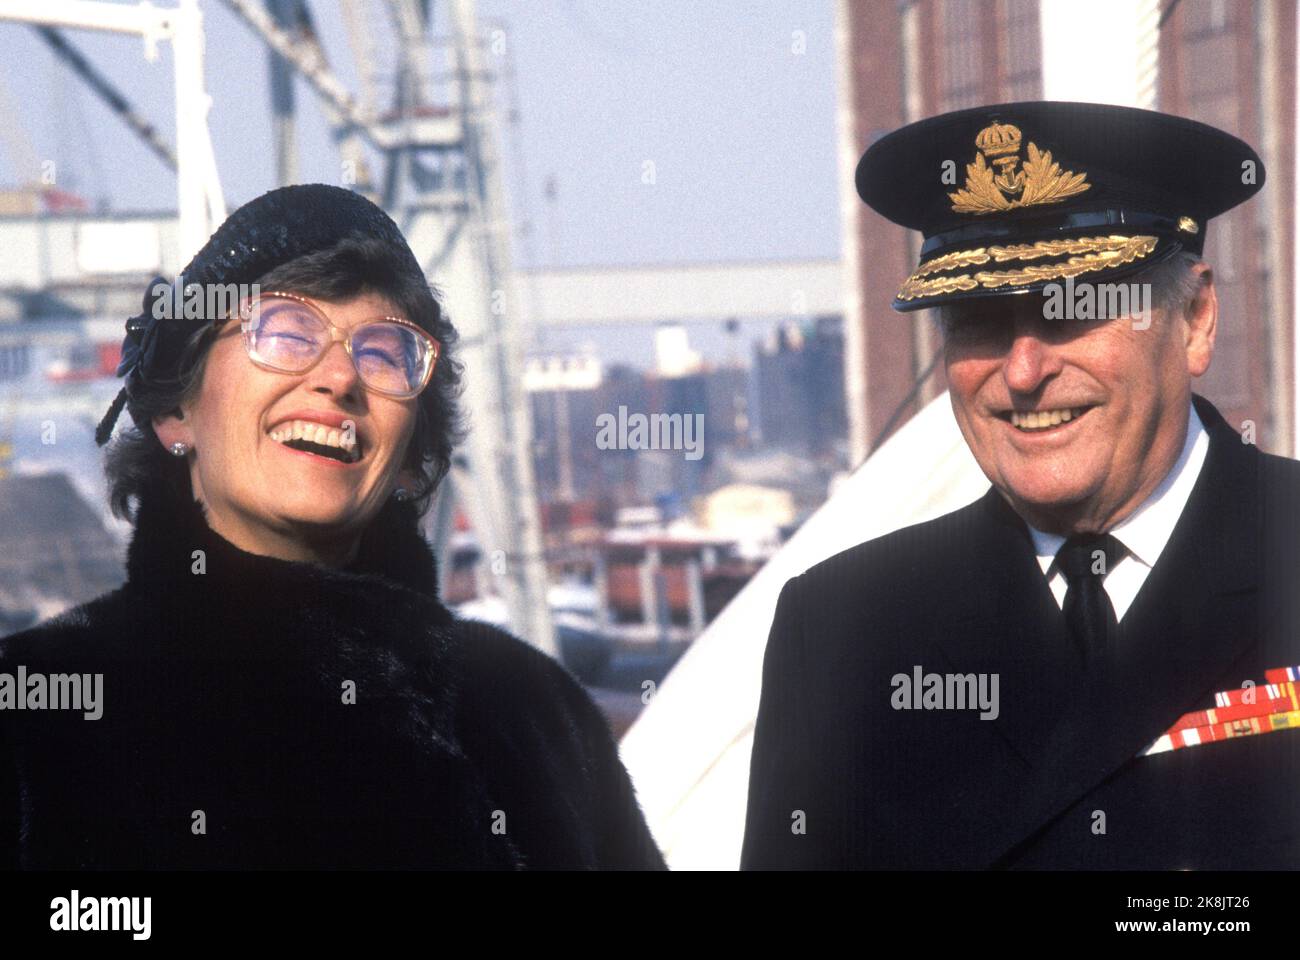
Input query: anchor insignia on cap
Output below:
<box><xmin>949</xmin><ymin>122</ymin><xmax>1091</xmax><ymax>214</ymax></box>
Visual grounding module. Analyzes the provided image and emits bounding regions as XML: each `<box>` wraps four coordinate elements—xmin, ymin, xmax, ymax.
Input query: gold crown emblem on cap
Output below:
<box><xmin>950</xmin><ymin>122</ymin><xmax>1090</xmax><ymax>215</ymax></box>
<box><xmin>974</xmin><ymin>122</ymin><xmax>1022</xmax><ymax>158</ymax></box>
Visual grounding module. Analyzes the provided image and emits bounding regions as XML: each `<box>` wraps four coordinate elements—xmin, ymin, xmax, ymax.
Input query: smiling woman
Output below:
<box><xmin>104</xmin><ymin>231</ymin><xmax>462</xmax><ymax>529</ymax></box>
<box><xmin>117</xmin><ymin>248</ymin><xmax>449</xmax><ymax>567</ymax></box>
<box><xmin>0</xmin><ymin>184</ymin><xmax>665</xmax><ymax>871</ymax></box>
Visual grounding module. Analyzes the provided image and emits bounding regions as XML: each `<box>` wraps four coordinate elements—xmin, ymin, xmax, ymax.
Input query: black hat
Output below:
<box><xmin>855</xmin><ymin>101</ymin><xmax>1265</xmax><ymax>313</ymax></box>
<box><xmin>94</xmin><ymin>184</ymin><xmax>426</xmax><ymax>446</ymax></box>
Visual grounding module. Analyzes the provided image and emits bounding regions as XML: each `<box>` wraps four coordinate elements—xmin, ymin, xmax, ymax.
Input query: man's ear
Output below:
<box><xmin>1184</xmin><ymin>262</ymin><xmax>1217</xmax><ymax>378</ymax></box>
<box><xmin>151</xmin><ymin>407</ymin><xmax>192</xmax><ymax>451</ymax></box>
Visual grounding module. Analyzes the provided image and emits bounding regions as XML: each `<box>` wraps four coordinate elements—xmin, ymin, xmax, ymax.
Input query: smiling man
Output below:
<box><xmin>741</xmin><ymin>102</ymin><xmax>1300</xmax><ymax>870</ymax></box>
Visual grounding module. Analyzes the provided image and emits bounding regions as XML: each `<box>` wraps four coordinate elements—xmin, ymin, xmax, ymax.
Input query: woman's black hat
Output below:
<box><xmin>95</xmin><ymin>183</ymin><xmax>425</xmax><ymax>445</ymax></box>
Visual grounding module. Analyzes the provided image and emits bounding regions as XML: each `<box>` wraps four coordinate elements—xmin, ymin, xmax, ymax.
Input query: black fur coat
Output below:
<box><xmin>0</xmin><ymin>481</ymin><xmax>665</xmax><ymax>870</ymax></box>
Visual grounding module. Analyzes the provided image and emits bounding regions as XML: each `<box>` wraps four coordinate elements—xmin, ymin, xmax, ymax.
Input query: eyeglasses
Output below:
<box><xmin>235</xmin><ymin>291</ymin><xmax>440</xmax><ymax>399</ymax></box>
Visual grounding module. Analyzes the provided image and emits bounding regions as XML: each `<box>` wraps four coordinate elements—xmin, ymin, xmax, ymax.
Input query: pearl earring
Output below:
<box><xmin>170</xmin><ymin>442</ymin><xmax>189</xmax><ymax>457</ymax></box>
<box><xmin>393</xmin><ymin>487</ymin><xmax>409</xmax><ymax>501</ymax></box>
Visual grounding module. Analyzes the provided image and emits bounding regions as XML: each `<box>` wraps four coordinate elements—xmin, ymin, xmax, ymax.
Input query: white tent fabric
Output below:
<box><xmin>618</xmin><ymin>391</ymin><xmax>993</xmax><ymax>870</ymax></box>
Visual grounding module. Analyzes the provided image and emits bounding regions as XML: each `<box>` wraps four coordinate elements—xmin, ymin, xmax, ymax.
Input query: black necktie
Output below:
<box><xmin>1055</xmin><ymin>533</ymin><xmax>1127</xmax><ymax>666</ymax></box>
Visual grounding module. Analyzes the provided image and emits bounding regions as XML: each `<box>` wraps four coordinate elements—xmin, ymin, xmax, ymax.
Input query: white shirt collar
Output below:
<box><xmin>1028</xmin><ymin>401</ymin><xmax>1209</xmax><ymax>573</ymax></box>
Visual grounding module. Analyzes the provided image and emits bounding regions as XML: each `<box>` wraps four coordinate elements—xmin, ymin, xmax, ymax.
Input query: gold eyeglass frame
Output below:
<box><xmin>232</xmin><ymin>290</ymin><xmax>441</xmax><ymax>399</ymax></box>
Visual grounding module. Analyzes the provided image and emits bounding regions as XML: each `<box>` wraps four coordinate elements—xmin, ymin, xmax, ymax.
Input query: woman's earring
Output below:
<box><xmin>170</xmin><ymin>442</ymin><xmax>189</xmax><ymax>457</ymax></box>
<box><xmin>393</xmin><ymin>487</ymin><xmax>409</xmax><ymax>501</ymax></box>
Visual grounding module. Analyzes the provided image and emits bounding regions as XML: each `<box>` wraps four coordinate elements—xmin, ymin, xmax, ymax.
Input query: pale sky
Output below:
<box><xmin>0</xmin><ymin>0</ymin><xmax>841</xmax><ymax>269</ymax></box>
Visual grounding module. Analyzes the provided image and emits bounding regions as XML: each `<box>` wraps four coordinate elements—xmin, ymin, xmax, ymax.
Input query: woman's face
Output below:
<box><xmin>154</xmin><ymin>290</ymin><xmax>420</xmax><ymax>564</ymax></box>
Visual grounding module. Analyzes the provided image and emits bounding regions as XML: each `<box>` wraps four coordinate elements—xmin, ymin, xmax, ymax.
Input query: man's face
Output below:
<box><xmin>942</xmin><ymin>272</ymin><xmax>1214</xmax><ymax>534</ymax></box>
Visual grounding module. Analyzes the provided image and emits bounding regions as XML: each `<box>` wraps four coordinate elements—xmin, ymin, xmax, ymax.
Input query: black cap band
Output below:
<box><xmin>919</xmin><ymin>209</ymin><xmax>1203</xmax><ymax>259</ymax></box>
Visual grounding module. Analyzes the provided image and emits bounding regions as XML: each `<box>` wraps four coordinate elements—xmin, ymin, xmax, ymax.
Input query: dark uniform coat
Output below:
<box><xmin>0</xmin><ymin>480</ymin><xmax>664</xmax><ymax>870</ymax></box>
<box><xmin>742</xmin><ymin>394</ymin><xmax>1300</xmax><ymax>869</ymax></box>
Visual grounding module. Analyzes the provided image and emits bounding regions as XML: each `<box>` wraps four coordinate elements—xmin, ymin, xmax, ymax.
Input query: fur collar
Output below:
<box><xmin>126</xmin><ymin>478</ymin><xmax>443</xmax><ymax>602</ymax></box>
<box><xmin>119</xmin><ymin>478</ymin><xmax>465</xmax><ymax>743</ymax></box>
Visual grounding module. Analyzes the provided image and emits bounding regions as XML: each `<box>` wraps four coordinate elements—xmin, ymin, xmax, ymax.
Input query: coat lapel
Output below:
<box><xmin>928</xmin><ymin>485</ymin><xmax>1080</xmax><ymax>765</ymax></box>
<box><xmin>917</xmin><ymin>486</ymin><xmax>1088</xmax><ymax>864</ymax></box>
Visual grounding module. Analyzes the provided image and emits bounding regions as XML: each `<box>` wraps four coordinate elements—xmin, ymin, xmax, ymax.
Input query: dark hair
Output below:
<box><xmin>104</xmin><ymin>235</ymin><xmax>465</xmax><ymax>521</ymax></box>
